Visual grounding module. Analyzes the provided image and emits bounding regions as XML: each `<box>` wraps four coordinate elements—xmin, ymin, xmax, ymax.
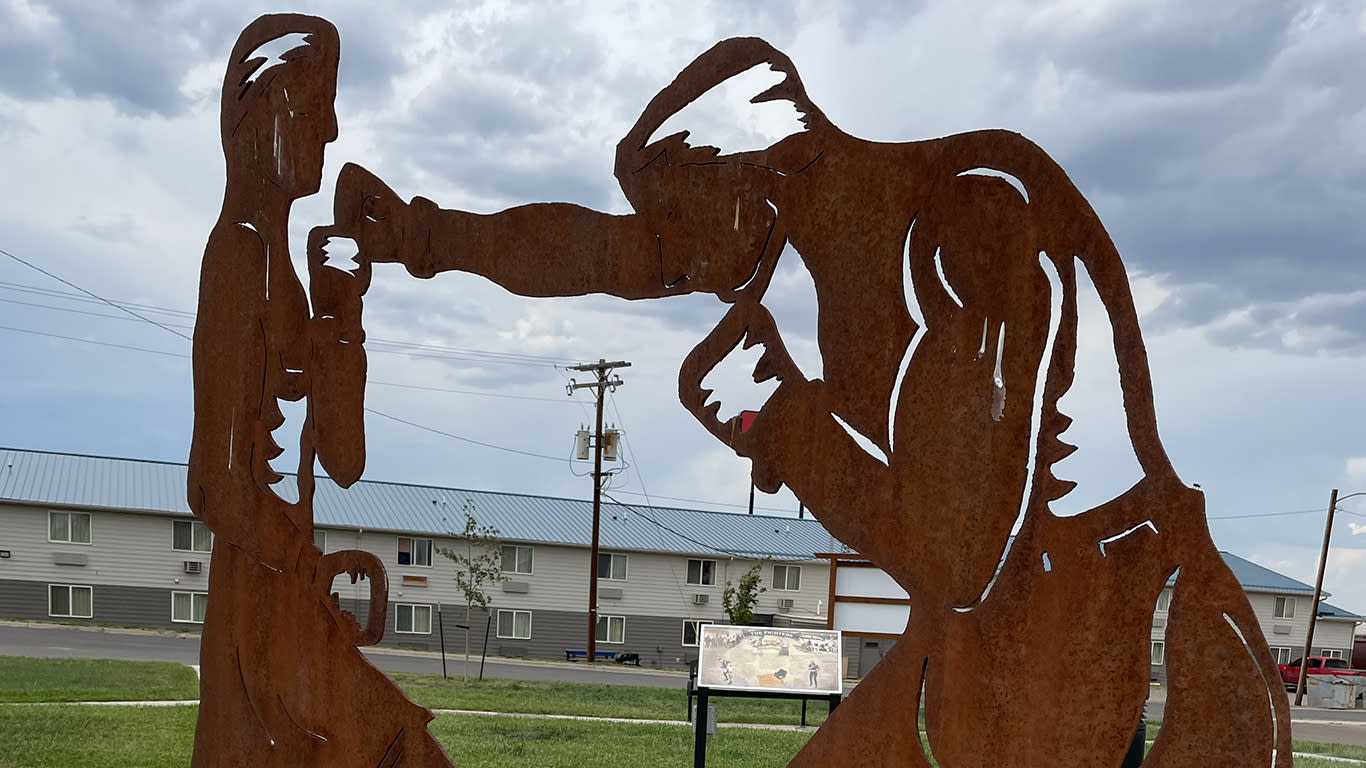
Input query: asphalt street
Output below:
<box><xmin>0</xmin><ymin>622</ymin><xmax>686</xmax><ymax>688</ymax></box>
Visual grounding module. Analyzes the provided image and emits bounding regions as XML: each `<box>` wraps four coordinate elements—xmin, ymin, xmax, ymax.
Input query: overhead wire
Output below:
<box><xmin>601</xmin><ymin>489</ymin><xmax>745</xmax><ymax>558</ymax></box>
<box><xmin>0</xmin><ymin>276</ymin><xmax>579</xmax><ymax>367</ymax></box>
<box><xmin>1</xmin><ymin>246</ymin><xmax>192</xmax><ymax>341</ymax></box>
<box><xmin>1207</xmin><ymin>507</ymin><xmax>1329</xmax><ymax>521</ymax></box>
<box><xmin>364</xmin><ymin>408</ymin><xmax>567</xmax><ymax>463</ymax></box>
<box><xmin>1</xmin><ymin>246</ymin><xmax>584</xmax><ymax>464</ymax></box>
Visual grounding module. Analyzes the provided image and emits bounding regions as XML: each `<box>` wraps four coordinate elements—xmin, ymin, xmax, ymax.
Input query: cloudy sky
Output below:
<box><xmin>3</xmin><ymin>0</ymin><xmax>1366</xmax><ymax>619</ymax></box>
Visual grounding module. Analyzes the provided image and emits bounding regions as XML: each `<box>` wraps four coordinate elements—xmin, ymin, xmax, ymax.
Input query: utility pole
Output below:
<box><xmin>567</xmin><ymin>359</ymin><xmax>629</xmax><ymax>663</ymax></box>
<box><xmin>1295</xmin><ymin>487</ymin><xmax>1344</xmax><ymax>705</ymax></box>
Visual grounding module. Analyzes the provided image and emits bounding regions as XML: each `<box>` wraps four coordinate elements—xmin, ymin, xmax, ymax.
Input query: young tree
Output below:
<box><xmin>437</xmin><ymin>498</ymin><xmax>507</xmax><ymax>679</ymax></box>
<box><xmin>723</xmin><ymin>559</ymin><xmax>768</xmax><ymax>626</ymax></box>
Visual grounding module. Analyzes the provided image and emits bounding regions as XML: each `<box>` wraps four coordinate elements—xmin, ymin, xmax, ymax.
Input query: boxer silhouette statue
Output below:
<box><xmin>187</xmin><ymin>23</ymin><xmax>1287</xmax><ymax>767</ymax></box>
<box><xmin>189</xmin><ymin>14</ymin><xmax>453</xmax><ymax>767</ymax></box>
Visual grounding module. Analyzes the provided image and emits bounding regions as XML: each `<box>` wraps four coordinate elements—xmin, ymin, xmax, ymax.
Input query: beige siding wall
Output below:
<box><xmin>0</xmin><ymin>502</ymin><xmax>213</xmax><ymax>599</ymax></box>
<box><xmin>1312</xmin><ymin>618</ymin><xmax>1358</xmax><ymax>655</ymax></box>
<box><xmin>313</xmin><ymin>528</ymin><xmax>831</xmax><ymax>624</ymax></box>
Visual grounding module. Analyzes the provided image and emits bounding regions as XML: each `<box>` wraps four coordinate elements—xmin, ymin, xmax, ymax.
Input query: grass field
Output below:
<box><xmin>390</xmin><ymin>672</ymin><xmax>831</xmax><ymax>727</ymax></box>
<box><xmin>0</xmin><ymin>657</ymin><xmax>199</xmax><ymax>703</ymax></box>
<box><xmin>1</xmin><ymin>658</ymin><xmax>1362</xmax><ymax>768</ymax></box>
<box><xmin>0</xmin><ymin>706</ymin><xmax>812</xmax><ymax>768</ymax></box>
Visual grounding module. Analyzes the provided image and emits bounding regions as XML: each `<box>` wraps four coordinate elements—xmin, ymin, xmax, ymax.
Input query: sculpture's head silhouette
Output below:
<box><xmin>613</xmin><ymin>37</ymin><xmax>826</xmax><ymax>301</ymax></box>
<box><xmin>221</xmin><ymin>14</ymin><xmax>339</xmax><ymax>200</ymax></box>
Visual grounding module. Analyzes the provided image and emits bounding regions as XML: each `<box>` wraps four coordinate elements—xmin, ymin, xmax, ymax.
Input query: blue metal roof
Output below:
<box><xmin>1318</xmin><ymin>602</ymin><xmax>1365</xmax><ymax>621</ymax></box>
<box><xmin>0</xmin><ymin>448</ymin><xmax>836</xmax><ymax>559</ymax></box>
<box><xmin>1217</xmin><ymin>551</ymin><xmax>1317</xmax><ymax>595</ymax></box>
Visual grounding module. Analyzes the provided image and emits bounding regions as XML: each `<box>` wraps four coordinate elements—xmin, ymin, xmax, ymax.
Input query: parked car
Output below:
<box><xmin>1279</xmin><ymin>656</ymin><xmax>1366</xmax><ymax>690</ymax></box>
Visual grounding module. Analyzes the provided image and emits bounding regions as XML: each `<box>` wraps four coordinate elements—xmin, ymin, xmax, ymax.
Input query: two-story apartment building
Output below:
<box><xmin>3</xmin><ymin>447</ymin><xmax>1360</xmax><ymax>678</ymax></box>
<box><xmin>0</xmin><ymin>448</ymin><xmax>837</xmax><ymax>668</ymax></box>
<box><xmin>1145</xmin><ymin>553</ymin><xmax>1362</xmax><ymax>683</ymax></box>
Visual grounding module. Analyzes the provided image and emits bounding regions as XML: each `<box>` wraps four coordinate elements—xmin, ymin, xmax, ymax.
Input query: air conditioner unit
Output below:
<box><xmin>777</xmin><ymin>598</ymin><xmax>795</xmax><ymax>611</ymax></box>
<box><xmin>692</xmin><ymin>593</ymin><xmax>709</xmax><ymax>605</ymax></box>
<box><xmin>183</xmin><ymin>561</ymin><xmax>203</xmax><ymax>574</ymax></box>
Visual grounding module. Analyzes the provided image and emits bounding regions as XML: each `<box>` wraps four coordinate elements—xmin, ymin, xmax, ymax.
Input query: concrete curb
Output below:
<box><xmin>0</xmin><ymin>619</ymin><xmax>199</xmax><ymax>640</ymax></box>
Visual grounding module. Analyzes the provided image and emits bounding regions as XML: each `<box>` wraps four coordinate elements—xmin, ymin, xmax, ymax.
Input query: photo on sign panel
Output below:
<box><xmin>696</xmin><ymin>625</ymin><xmax>842</xmax><ymax>694</ymax></box>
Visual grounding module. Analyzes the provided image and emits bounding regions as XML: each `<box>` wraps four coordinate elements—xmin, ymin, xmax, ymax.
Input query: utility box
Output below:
<box><xmin>1305</xmin><ymin>675</ymin><xmax>1361</xmax><ymax>709</ymax></box>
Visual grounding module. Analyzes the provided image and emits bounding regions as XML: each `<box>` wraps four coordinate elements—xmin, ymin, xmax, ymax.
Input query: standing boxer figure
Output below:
<box><xmin>189</xmin><ymin>15</ymin><xmax>453</xmax><ymax>767</ymax></box>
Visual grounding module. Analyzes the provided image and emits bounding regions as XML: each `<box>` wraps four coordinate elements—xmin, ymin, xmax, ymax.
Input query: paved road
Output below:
<box><xmin>1146</xmin><ymin>684</ymin><xmax>1366</xmax><ymax>726</ymax></box>
<box><xmin>0</xmin><ymin>623</ymin><xmax>685</xmax><ymax>688</ymax></box>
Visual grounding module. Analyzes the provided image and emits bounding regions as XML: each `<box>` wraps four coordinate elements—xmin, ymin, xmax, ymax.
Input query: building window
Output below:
<box><xmin>497</xmin><ymin>609</ymin><xmax>532</xmax><ymax>639</ymax></box>
<box><xmin>395</xmin><ymin>604</ymin><xmax>432</xmax><ymax>634</ymax></box>
<box><xmin>171</xmin><ymin>592</ymin><xmax>209</xmax><ymax>624</ymax></box>
<box><xmin>49</xmin><ymin>511</ymin><xmax>92</xmax><ymax>544</ymax></box>
<box><xmin>1273</xmin><ymin>596</ymin><xmax>1295</xmax><ymax>619</ymax></box>
<box><xmin>597</xmin><ymin>614</ymin><xmax>626</xmax><ymax>644</ymax></box>
<box><xmin>773</xmin><ymin>564</ymin><xmax>802</xmax><ymax>591</ymax></box>
<box><xmin>686</xmin><ymin>559</ymin><xmax>716</xmax><ymax>586</ymax></box>
<box><xmin>1150</xmin><ymin>640</ymin><xmax>1165</xmax><ymax>666</ymax></box>
<box><xmin>398</xmin><ymin>537</ymin><xmax>432</xmax><ymax>567</ymax></box>
<box><xmin>173</xmin><ymin>520</ymin><xmax>213</xmax><ymax>553</ymax></box>
<box><xmin>1269</xmin><ymin>646</ymin><xmax>1293</xmax><ymax>665</ymax></box>
<box><xmin>501</xmin><ymin>545</ymin><xmax>533</xmax><ymax>575</ymax></box>
<box><xmin>1323</xmin><ymin>649</ymin><xmax>1346</xmax><ymax>660</ymax></box>
<box><xmin>1154</xmin><ymin>589</ymin><xmax>1171</xmax><ymax>613</ymax></box>
<box><xmin>49</xmin><ymin>585</ymin><xmax>92</xmax><ymax>618</ymax></box>
<box><xmin>682</xmin><ymin>619</ymin><xmax>713</xmax><ymax>647</ymax></box>
<box><xmin>314</xmin><ymin>529</ymin><xmax>326</xmax><ymax>552</ymax></box>
<box><xmin>598</xmin><ymin>552</ymin><xmax>628</xmax><ymax>581</ymax></box>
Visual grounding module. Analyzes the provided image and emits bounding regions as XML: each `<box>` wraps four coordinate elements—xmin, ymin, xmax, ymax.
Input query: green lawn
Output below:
<box><xmin>390</xmin><ymin>672</ymin><xmax>830</xmax><ymax>727</ymax></box>
<box><xmin>0</xmin><ymin>657</ymin><xmax>199</xmax><ymax>703</ymax></box>
<box><xmin>435</xmin><ymin>713</ymin><xmax>810</xmax><ymax>768</ymax></box>
<box><xmin>1</xmin><ymin>659</ymin><xmax>1362</xmax><ymax>768</ymax></box>
<box><xmin>0</xmin><ymin>706</ymin><xmax>811</xmax><ymax>768</ymax></box>
<box><xmin>0</xmin><ymin>704</ymin><xmax>198</xmax><ymax>768</ymax></box>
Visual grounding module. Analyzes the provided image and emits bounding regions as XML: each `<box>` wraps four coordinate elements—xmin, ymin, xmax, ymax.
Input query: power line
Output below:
<box><xmin>0</xmin><ymin>324</ymin><xmax>190</xmax><ymax>359</ymax></box>
<box><xmin>604</xmin><ymin>390</ymin><xmax>795</xmax><ymax>515</ymax></box>
<box><xmin>1213</xmin><ymin>502</ymin><xmax>1327</xmax><ymax>519</ymax></box>
<box><xmin>366</xmin><ymin>379</ymin><xmax>574</xmax><ymax>405</ymax></box>
<box><xmin>607</xmin><ymin>488</ymin><xmax>793</xmax><ymax>514</ymax></box>
<box><xmin>0</xmin><ymin>280</ymin><xmax>197</xmax><ymax>317</ymax></box>
<box><xmin>0</xmin><ymin>275</ymin><xmax>579</xmax><ymax>367</ymax></box>
<box><xmin>0</xmin><ymin>296</ymin><xmax>195</xmax><ymax>326</ymax></box>
<box><xmin>364</xmin><ymin>407</ymin><xmax>567</xmax><ymax>463</ymax></box>
<box><xmin>601</xmin><ymin>490</ymin><xmax>745</xmax><ymax>558</ymax></box>
<box><xmin>1</xmin><ymin>246</ymin><xmax>192</xmax><ymax>341</ymax></box>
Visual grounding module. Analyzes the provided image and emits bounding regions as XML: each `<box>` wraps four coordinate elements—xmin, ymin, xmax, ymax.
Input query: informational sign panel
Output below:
<box><xmin>696</xmin><ymin>625</ymin><xmax>843</xmax><ymax>694</ymax></box>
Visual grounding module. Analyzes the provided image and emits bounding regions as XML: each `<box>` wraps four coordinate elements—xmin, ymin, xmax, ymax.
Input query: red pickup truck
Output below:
<box><xmin>1279</xmin><ymin>656</ymin><xmax>1366</xmax><ymax>689</ymax></box>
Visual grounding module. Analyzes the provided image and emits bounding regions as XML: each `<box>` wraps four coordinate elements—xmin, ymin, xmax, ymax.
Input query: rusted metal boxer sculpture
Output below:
<box><xmin>189</xmin><ymin>14</ymin><xmax>453</xmax><ymax>767</ymax></box>
<box><xmin>192</xmin><ymin>16</ymin><xmax>1291</xmax><ymax>767</ymax></box>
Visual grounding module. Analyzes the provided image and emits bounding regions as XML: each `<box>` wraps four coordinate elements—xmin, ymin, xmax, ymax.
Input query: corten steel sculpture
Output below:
<box><xmin>326</xmin><ymin>38</ymin><xmax>1294</xmax><ymax>767</ymax></box>
<box><xmin>192</xmin><ymin>15</ymin><xmax>1292</xmax><ymax>766</ymax></box>
<box><xmin>188</xmin><ymin>14</ymin><xmax>454</xmax><ymax>767</ymax></box>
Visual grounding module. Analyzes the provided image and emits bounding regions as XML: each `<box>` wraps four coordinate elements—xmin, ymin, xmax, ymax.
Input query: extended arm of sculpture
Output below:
<box><xmin>327</xmin><ymin>163</ymin><xmax>679</xmax><ymax>300</ymax></box>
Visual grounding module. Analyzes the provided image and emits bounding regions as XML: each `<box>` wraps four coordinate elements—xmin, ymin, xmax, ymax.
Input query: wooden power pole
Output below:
<box><xmin>567</xmin><ymin>359</ymin><xmax>629</xmax><ymax>663</ymax></box>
